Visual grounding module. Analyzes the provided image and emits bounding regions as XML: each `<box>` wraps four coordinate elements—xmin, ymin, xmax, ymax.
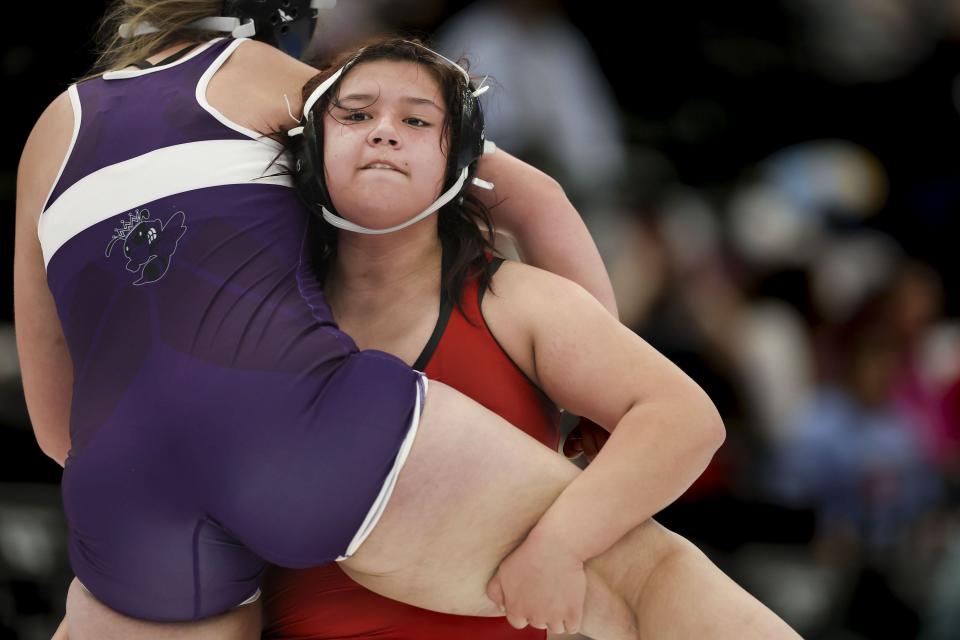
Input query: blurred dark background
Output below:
<box><xmin>5</xmin><ymin>1</ymin><xmax>960</xmax><ymax>638</ymax></box>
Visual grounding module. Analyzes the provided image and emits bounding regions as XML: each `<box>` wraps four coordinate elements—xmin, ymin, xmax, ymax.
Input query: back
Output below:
<box><xmin>40</xmin><ymin>38</ymin><xmax>351</xmax><ymax>458</ymax></box>
<box><xmin>34</xmin><ymin>37</ymin><xmax>424</xmax><ymax>622</ymax></box>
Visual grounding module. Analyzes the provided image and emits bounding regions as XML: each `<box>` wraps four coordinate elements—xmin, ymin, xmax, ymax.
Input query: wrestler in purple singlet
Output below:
<box><xmin>40</xmin><ymin>37</ymin><xmax>423</xmax><ymax>622</ymax></box>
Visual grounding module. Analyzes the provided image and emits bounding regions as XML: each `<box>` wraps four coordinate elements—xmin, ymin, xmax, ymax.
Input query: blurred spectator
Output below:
<box><xmin>773</xmin><ymin>258</ymin><xmax>945</xmax><ymax>554</ymax></box>
<box><xmin>304</xmin><ymin>0</ymin><xmax>390</xmax><ymax>63</ymax></box>
<box><xmin>922</xmin><ymin>516</ymin><xmax>960</xmax><ymax>640</ymax></box>
<box><xmin>785</xmin><ymin>0</ymin><xmax>946</xmax><ymax>83</ymax></box>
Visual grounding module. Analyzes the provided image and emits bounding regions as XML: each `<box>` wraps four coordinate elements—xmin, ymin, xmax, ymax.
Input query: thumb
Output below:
<box><xmin>486</xmin><ymin>573</ymin><xmax>506</xmax><ymax>613</ymax></box>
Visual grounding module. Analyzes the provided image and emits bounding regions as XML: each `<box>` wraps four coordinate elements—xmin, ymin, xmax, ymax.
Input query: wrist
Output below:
<box><xmin>526</xmin><ymin>509</ymin><xmax>588</xmax><ymax>564</ymax></box>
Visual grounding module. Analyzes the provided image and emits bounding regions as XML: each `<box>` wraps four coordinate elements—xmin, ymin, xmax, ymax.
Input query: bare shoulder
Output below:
<box><xmin>233</xmin><ymin>39</ymin><xmax>313</xmax><ymax>69</ymax></box>
<box><xmin>489</xmin><ymin>259</ymin><xmax>601</xmax><ymax>317</ymax></box>
<box><xmin>483</xmin><ymin>260</ymin><xmax>607</xmax><ymax>385</ymax></box>
<box><xmin>18</xmin><ymin>89</ymin><xmax>75</xmax><ymax>225</ymax></box>
<box><xmin>21</xmin><ymin>90</ymin><xmax>74</xmax><ymax>167</ymax></box>
<box><xmin>210</xmin><ymin>39</ymin><xmax>318</xmax><ymax>133</ymax></box>
<box><xmin>226</xmin><ymin>39</ymin><xmax>317</xmax><ymax>87</ymax></box>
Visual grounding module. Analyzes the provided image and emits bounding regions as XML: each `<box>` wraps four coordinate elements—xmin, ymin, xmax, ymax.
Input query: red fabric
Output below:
<box><xmin>263</xmin><ymin>268</ymin><xmax>560</xmax><ymax>639</ymax></box>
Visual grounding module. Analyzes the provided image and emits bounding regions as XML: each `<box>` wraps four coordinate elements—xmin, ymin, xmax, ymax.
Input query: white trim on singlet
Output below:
<box><xmin>236</xmin><ymin>587</ymin><xmax>261</xmax><ymax>607</ymax></box>
<box><xmin>196</xmin><ymin>38</ymin><xmax>263</xmax><ymax>140</ymax></box>
<box><xmin>37</xmin><ymin>84</ymin><xmax>82</xmax><ymax>224</ymax></box>
<box><xmin>336</xmin><ymin>374</ymin><xmax>429</xmax><ymax>561</ymax></box>
<box><xmin>38</xmin><ymin>138</ymin><xmax>292</xmax><ymax>268</ymax></box>
<box><xmin>101</xmin><ymin>38</ymin><xmax>224</xmax><ymax>80</ymax></box>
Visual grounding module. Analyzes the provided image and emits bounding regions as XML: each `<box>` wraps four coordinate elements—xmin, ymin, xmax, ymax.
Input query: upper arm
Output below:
<box><xmin>208</xmin><ymin>39</ymin><xmax>318</xmax><ymax>135</ymax></box>
<box><xmin>472</xmin><ymin>150</ymin><xmax>618</xmax><ymax>317</ymax></box>
<box><xmin>484</xmin><ymin>262</ymin><xmax>712</xmax><ymax>431</ymax></box>
<box><xmin>15</xmin><ymin>90</ymin><xmax>76</xmax><ymax>465</ymax></box>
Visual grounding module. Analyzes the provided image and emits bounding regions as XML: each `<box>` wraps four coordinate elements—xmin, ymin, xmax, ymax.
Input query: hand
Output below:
<box><xmin>485</xmin><ymin>527</ymin><xmax>586</xmax><ymax>635</ymax></box>
<box><xmin>563</xmin><ymin>418</ymin><xmax>610</xmax><ymax>463</ymax></box>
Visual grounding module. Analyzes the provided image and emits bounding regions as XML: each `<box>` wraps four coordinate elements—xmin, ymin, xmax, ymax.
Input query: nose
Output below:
<box><xmin>367</xmin><ymin>118</ymin><xmax>401</xmax><ymax>148</ymax></box>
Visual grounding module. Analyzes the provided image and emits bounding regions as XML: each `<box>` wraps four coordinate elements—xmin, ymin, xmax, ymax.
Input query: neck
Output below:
<box><xmin>146</xmin><ymin>41</ymin><xmax>196</xmax><ymax>64</ymax></box>
<box><xmin>325</xmin><ymin>222</ymin><xmax>442</xmax><ymax>317</ymax></box>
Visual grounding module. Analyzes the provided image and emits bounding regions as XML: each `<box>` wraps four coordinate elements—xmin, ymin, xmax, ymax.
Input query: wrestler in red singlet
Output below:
<box><xmin>263</xmin><ymin>258</ymin><xmax>560</xmax><ymax>640</ymax></box>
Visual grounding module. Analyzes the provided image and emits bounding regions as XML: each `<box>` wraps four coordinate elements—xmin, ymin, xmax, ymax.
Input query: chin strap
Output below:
<box><xmin>310</xmin><ymin>139</ymin><xmax>498</xmax><ymax>236</ymax></box>
<box><xmin>320</xmin><ymin>167</ymin><xmax>464</xmax><ymax>235</ymax></box>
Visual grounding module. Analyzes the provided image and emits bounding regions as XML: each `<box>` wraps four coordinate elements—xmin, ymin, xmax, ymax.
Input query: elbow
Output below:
<box><xmin>543</xmin><ymin>173</ymin><xmax>568</xmax><ymax>204</ymax></box>
<box><xmin>34</xmin><ymin>432</ymin><xmax>68</xmax><ymax>468</ymax></box>
<box><xmin>708</xmin><ymin>409</ymin><xmax>727</xmax><ymax>456</ymax></box>
<box><xmin>697</xmin><ymin>392</ymin><xmax>726</xmax><ymax>459</ymax></box>
<box><xmin>664</xmin><ymin>383</ymin><xmax>724</xmax><ymax>466</ymax></box>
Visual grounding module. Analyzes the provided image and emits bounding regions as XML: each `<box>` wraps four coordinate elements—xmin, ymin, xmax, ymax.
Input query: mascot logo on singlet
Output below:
<box><xmin>104</xmin><ymin>209</ymin><xmax>187</xmax><ymax>286</ymax></box>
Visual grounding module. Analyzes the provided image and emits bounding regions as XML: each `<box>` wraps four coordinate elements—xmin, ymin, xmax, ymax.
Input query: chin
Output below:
<box><xmin>334</xmin><ymin>202</ymin><xmax>422</xmax><ymax>230</ymax></box>
<box><xmin>334</xmin><ymin>191</ymin><xmax>436</xmax><ymax>228</ymax></box>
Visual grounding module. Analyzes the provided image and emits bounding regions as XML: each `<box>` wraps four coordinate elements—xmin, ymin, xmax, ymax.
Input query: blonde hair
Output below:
<box><xmin>83</xmin><ymin>0</ymin><xmax>223</xmax><ymax>80</ymax></box>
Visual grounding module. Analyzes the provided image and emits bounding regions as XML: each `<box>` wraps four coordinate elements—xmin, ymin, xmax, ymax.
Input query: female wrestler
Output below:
<box><xmin>262</xmin><ymin>38</ymin><xmax>801</xmax><ymax>640</ymax></box>
<box><xmin>15</xmin><ymin>3</ymin><xmax>798</xmax><ymax>639</ymax></box>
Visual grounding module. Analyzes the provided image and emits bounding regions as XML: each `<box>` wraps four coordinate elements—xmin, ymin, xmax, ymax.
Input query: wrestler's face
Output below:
<box><xmin>322</xmin><ymin>60</ymin><xmax>449</xmax><ymax>230</ymax></box>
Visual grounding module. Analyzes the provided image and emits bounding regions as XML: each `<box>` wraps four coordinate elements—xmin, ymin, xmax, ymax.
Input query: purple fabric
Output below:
<box><xmin>45</xmin><ymin>40</ymin><xmax>420</xmax><ymax>622</ymax></box>
<box><xmin>47</xmin><ymin>39</ymin><xmax>251</xmax><ymax>208</ymax></box>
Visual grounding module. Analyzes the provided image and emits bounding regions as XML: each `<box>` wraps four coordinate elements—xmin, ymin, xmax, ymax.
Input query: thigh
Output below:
<box><xmin>65</xmin><ymin>578</ymin><xmax>262</xmax><ymax>640</ymax></box>
<box><xmin>340</xmin><ymin>381</ymin><xmax>578</xmax><ymax>614</ymax></box>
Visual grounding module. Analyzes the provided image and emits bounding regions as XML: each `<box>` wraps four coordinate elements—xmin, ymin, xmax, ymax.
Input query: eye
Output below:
<box><xmin>342</xmin><ymin>110</ymin><xmax>370</xmax><ymax>123</ymax></box>
<box><xmin>405</xmin><ymin>117</ymin><xmax>430</xmax><ymax>128</ymax></box>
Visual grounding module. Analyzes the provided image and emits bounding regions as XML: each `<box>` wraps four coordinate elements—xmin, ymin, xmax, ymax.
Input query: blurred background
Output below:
<box><xmin>4</xmin><ymin>1</ymin><xmax>960</xmax><ymax>638</ymax></box>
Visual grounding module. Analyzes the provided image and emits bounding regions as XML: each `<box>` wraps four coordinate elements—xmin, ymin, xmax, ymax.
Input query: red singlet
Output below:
<box><xmin>263</xmin><ymin>259</ymin><xmax>561</xmax><ymax>639</ymax></box>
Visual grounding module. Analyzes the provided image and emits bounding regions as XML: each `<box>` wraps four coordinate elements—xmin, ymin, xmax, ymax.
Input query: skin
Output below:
<box><xmin>16</xmin><ymin>38</ymin><xmax>616</xmax><ymax>639</ymax></box>
<box><xmin>17</xmin><ymin>38</ymin><xmax>615</xmax><ymax>469</ymax></box>
<box><xmin>283</xmin><ymin>58</ymin><xmax>799</xmax><ymax>639</ymax></box>
<box><xmin>18</xmin><ymin>41</ymin><xmax>799</xmax><ymax>639</ymax></box>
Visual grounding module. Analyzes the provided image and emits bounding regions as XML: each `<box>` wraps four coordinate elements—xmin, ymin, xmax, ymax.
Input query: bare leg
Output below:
<box><xmin>52</xmin><ymin>616</ymin><xmax>69</xmax><ymax>640</ymax></box>
<box><xmin>341</xmin><ymin>382</ymin><xmax>800</xmax><ymax>639</ymax></box>
<box><xmin>63</xmin><ymin>381</ymin><xmax>797</xmax><ymax>639</ymax></box>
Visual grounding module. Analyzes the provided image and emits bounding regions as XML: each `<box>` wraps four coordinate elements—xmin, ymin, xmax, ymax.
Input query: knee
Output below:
<box><xmin>591</xmin><ymin>519</ymin><xmax>693</xmax><ymax>608</ymax></box>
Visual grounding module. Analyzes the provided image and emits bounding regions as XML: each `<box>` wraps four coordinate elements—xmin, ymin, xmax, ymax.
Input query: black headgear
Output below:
<box><xmin>221</xmin><ymin>0</ymin><xmax>324</xmax><ymax>58</ymax></box>
<box><xmin>288</xmin><ymin>41</ymin><xmax>491</xmax><ymax>235</ymax></box>
<box><xmin>119</xmin><ymin>0</ymin><xmax>334</xmax><ymax>59</ymax></box>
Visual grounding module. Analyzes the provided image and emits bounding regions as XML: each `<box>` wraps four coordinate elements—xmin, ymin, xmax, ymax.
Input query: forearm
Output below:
<box><xmin>532</xmin><ymin>394</ymin><xmax>724</xmax><ymax>563</ymax></box>
<box><xmin>18</xmin><ymin>335</ymin><xmax>72</xmax><ymax>467</ymax></box>
<box><xmin>472</xmin><ymin>150</ymin><xmax>617</xmax><ymax>316</ymax></box>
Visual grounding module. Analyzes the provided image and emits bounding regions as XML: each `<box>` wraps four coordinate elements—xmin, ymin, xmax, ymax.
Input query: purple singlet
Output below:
<box><xmin>39</xmin><ymin>38</ymin><xmax>423</xmax><ymax>622</ymax></box>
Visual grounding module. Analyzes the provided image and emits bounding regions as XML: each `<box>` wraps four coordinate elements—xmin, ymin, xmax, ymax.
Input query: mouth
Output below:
<box><xmin>360</xmin><ymin>161</ymin><xmax>406</xmax><ymax>174</ymax></box>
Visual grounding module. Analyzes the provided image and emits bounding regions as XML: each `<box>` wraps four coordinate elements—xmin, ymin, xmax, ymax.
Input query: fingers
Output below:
<box><xmin>562</xmin><ymin>428</ymin><xmax>584</xmax><ymax>459</ymax></box>
<box><xmin>506</xmin><ymin>613</ymin><xmax>529</xmax><ymax>629</ymax></box>
<box><xmin>580</xmin><ymin>419</ymin><xmax>610</xmax><ymax>461</ymax></box>
<box><xmin>565</xmin><ymin>418</ymin><xmax>611</xmax><ymax>460</ymax></box>
<box><xmin>524</xmin><ymin>618</ymin><xmax>578</xmax><ymax>634</ymax></box>
<box><xmin>582</xmin><ymin>429</ymin><xmax>603</xmax><ymax>459</ymax></box>
<box><xmin>486</xmin><ymin>574</ymin><xmax>506</xmax><ymax>613</ymax></box>
<box><xmin>547</xmin><ymin>620</ymin><xmax>568</xmax><ymax>634</ymax></box>
<box><xmin>564</xmin><ymin>608</ymin><xmax>583</xmax><ymax>635</ymax></box>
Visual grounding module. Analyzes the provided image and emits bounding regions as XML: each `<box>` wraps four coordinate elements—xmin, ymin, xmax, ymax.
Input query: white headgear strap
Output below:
<box><xmin>288</xmin><ymin>41</ymin><xmax>493</xmax><ymax>235</ymax></box>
